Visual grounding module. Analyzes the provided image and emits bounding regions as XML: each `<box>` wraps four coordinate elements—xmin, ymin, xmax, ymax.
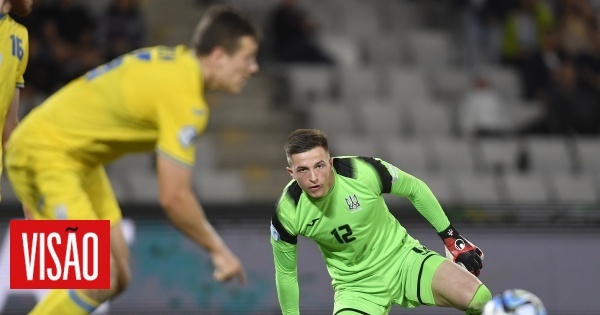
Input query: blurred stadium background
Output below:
<box><xmin>1</xmin><ymin>0</ymin><xmax>599</xmax><ymax>314</ymax></box>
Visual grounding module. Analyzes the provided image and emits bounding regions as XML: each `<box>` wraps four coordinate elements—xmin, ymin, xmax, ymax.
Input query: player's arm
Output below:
<box><xmin>157</xmin><ymin>154</ymin><xmax>245</xmax><ymax>283</ymax></box>
<box><xmin>5</xmin><ymin>25</ymin><xmax>28</xmax><ymax>149</ymax></box>
<box><xmin>386</xmin><ymin>164</ymin><xmax>451</xmax><ymax>231</ymax></box>
<box><xmin>381</xmin><ymin>160</ymin><xmax>484</xmax><ymax>276</ymax></box>
<box><xmin>271</xmin><ymin>211</ymin><xmax>300</xmax><ymax>315</ymax></box>
<box><xmin>2</xmin><ymin>88</ymin><xmax>20</xmax><ymax>150</ymax></box>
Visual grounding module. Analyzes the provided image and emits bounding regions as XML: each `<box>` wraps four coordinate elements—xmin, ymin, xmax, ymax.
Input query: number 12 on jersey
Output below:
<box><xmin>331</xmin><ymin>224</ymin><xmax>356</xmax><ymax>244</ymax></box>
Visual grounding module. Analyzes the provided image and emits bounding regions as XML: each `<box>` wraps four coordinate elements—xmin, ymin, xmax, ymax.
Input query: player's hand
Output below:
<box><xmin>438</xmin><ymin>225</ymin><xmax>484</xmax><ymax>277</ymax></box>
<box><xmin>210</xmin><ymin>247</ymin><xmax>246</xmax><ymax>283</ymax></box>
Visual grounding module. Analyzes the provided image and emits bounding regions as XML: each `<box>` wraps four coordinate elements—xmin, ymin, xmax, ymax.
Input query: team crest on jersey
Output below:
<box><xmin>178</xmin><ymin>126</ymin><xmax>198</xmax><ymax>148</ymax></box>
<box><xmin>344</xmin><ymin>194</ymin><xmax>362</xmax><ymax>213</ymax></box>
<box><xmin>270</xmin><ymin>223</ymin><xmax>280</xmax><ymax>241</ymax></box>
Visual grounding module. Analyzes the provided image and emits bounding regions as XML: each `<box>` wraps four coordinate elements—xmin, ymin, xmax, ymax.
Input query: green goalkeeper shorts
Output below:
<box><xmin>333</xmin><ymin>242</ymin><xmax>446</xmax><ymax>315</ymax></box>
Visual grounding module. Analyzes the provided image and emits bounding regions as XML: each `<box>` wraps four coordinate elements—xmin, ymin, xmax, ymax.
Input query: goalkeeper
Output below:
<box><xmin>271</xmin><ymin>129</ymin><xmax>492</xmax><ymax>315</ymax></box>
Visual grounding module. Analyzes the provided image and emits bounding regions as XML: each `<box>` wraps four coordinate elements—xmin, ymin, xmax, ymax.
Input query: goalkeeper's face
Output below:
<box><xmin>216</xmin><ymin>36</ymin><xmax>259</xmax><ymax>94</ymax></box>
<box><xmin>286</xmin><ymin>146</ymin><xmax>335</xmax><ymax>199</ymax></box>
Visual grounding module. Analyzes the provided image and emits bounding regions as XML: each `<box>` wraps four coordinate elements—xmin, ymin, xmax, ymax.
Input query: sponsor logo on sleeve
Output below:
<box><xmin>270</xmin><ymin>223</ymin><xmax>280</xmax><ymax>241</ymax></box>
<box><xmin>178</xmin><ymin>126</ymin><xmax>198</xmax><ymax>148</ymax></box>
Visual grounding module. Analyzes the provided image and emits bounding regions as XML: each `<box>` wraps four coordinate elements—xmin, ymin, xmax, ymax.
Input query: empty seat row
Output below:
<box><xmin>284</xmin><ymin>62</ymin><xmax>521</xmax><ymax>109</ymax></box>
<box><xmin>386</xmin><ymin>172</ymin><xmax>599</xmax><ymax>206</ymax></box>
<box><xmin>306</xmin><ymin>97</ymin><xmax>538</xmax><ymax>139</ymax></box>
<box><xmin>327</xmin><ymin>135</ymin><xmax>600</xmax><ymax>177</ymax></box>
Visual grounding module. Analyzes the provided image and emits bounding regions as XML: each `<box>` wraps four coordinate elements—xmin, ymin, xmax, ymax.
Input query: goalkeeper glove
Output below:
<box><xmin>438</xmin><ymin>225</ymin><xmax>484</xmax><ymax>277</ymax></box>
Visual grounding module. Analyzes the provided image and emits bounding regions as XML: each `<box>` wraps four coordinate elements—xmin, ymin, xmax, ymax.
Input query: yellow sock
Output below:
<box><xmin>29</xmin><ymin>289</ymin><xmax>100</xmax><ymax>315</ymax></box>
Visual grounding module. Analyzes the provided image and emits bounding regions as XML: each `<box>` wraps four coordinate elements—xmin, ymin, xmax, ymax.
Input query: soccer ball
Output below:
<box><xmin>483</xmin><ymin>289</ymin><xmax>547</xmax><ymax>315</ymax></box>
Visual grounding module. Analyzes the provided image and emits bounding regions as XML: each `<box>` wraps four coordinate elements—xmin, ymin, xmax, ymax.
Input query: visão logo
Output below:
<box><xmin>10</xmin><ymin>220</ymin><xmax>110</xmax><ymax>289</ymax></box>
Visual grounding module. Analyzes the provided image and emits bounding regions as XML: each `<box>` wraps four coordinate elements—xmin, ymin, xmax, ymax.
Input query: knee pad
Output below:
<box><xmin>465</xmin><ymin>284</ymin><xmax>492</xmax><ymax>315</ymax></box>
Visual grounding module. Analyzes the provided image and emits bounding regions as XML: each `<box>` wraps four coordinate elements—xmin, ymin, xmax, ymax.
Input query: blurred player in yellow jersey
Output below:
<box><xmin>6</xmin><ymin>5</ymin><xmax>260</xmax><ymax>315</ymax></box>
<box><xmin>0</xmin><ymin>0</ymin><xmax>31</xmax><ymax>202</ymax></box>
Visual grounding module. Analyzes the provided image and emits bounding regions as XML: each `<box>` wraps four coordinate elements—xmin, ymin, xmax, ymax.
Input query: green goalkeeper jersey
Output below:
<box><xmin>270</xmin><ymin>156</ymin><xmax>451</xmax><ymax>314</ymax></box>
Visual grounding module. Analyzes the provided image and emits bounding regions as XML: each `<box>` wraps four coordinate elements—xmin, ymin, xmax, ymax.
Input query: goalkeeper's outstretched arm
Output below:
<box><xmin>386</xmin><ymin>162</ymin><xmax>484</xmax><ymax>276</ymax></box>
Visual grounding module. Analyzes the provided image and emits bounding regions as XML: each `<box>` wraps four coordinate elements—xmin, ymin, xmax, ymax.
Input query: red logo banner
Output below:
<box><xmin>10</xmin><ymin>220</ymin><xmax>110</xmax><ymax>289</ymax></box>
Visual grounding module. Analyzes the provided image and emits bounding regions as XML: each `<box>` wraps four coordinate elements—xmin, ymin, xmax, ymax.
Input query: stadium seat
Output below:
<box><xmin>430</xmin><ymin>67</ymin><xmax>471</xmax><ymax>102</ymax></box>
<box><xmin>308</xmin><ymin>101</ymin><xmax>359</xmax><ymax>139</ymax></box>
<box><xmin>454</xmin><ymin>173</ymin><xmax>501</xmax><ymax>204</ymax></box>
<box><xmin>306</xmin><ymin>0</ymin><xmax>344</xmax><ymax>34</ymax></box>
<box><xmin>362</xmin><ymin>35</ymin><xmax>404</xmax><ymax>66</ymax></box>
<box><xmin>194</xmin><ymin>134</ymin><xmax>218</xmax><ymax>173</ymax></box>
<box><xmin>286</xmin><ymin>65</ymin><xmax>335</xmax><ymax>109</ymax></box>
<box><xmin>105</xmin><ymin>153</ymin><xmax>156</xmax><ymax>203</ymax></box>
<box><xmin>429</xmin><ymin>136</ymin><xmax>478</xmax><ymax>174</ymax></box>
<box><xmin>382</xmin><ymin>1</ymin><xmax>423</xmax><ymax>36</ymax></box>
<box><xmin>406</xmin><ymin>97</ymin><xmax>452</xmax><ymax>136</ymax></box>
<box><xmin>478</xmin><ymin>137</ymin><xmax>522</xmax><ymax>174</ymax></box>
<box><xmin>337</xmin><ymin>0</ymin><xmax>380</xmax><ymax>40</ymax></box>
<box><xmin>356</xmin><ymin>99</ymin><xmax>404</xmax><ymax>137</ymax></box>
<box><xmin>574</xmin><ymin>137</ymin><xmax>600</xmax><ymax>175</ymax></box>
<box><xmin>330</xmin><ymin>134</ymin><xmax>381</xmax><ymax>158</ymax></box>
<box><xmin>507</xmin><ymin>100</ymin><xmax>544</xmax><ymax>130</ymax></box>
<box><xmin>551</xmin><ymin>174</ymin><xmax>598</xmax><ymax>204</ymax></box>
<box><xmin>386</xmin><ymin>66</ymin><xmax>428</xmax><ymax>104</ymax></box>
<box><xmin>382</xmin><ymin>137</ymin><xmax>433</xmax><ymax>175</ymax></box>
<box><xmin>318</xmin><ymin>34</ymin><xmax>361</xmax><ymax>67</ymax></box>
<box><xmin>524</xmin><ymin>137</ymin><xmax>575</xmax><ymax>174</ymax></box>
<box><xmin>194</xmin><ymin>170</ymin><xmax>247</xmax><ymax>203</ymax></box>
<box><xmin>337</xmin><ymin>66</ymin><xmax>382</xmax><ymax>102</ymax></box>
<box><xmin>405</xmin><ymin>30</ymin><xmax>451</xmax><ymax>71</ymax></box>
<box><xmin>502</xmin><ymin>173</ymin><xmax>551</xmax><ymax>204</ymax></box>
<box><xmin>485</xmin><ymin>65</ymin><xmax>521</xmax><ymax>100</ymax></box>
<box><xmin>0</xmin><ymin>174</ymin><xmax>18</xmax><ymax>204</ymax></box>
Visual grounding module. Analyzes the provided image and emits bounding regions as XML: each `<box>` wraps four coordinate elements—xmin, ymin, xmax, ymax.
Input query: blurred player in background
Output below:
<box><xmin>271</xmin><ymin>129</ymin><xmax>492</xmax><ymax>315</ymax></box>
<box><xmin>0</xmin><ymin>0</ymin><xmax>31</xmax><ymax>202</ymax></box>
<box><xmin>6</xmin><ymin>5</ymin><xmax>260</xmax><ymax>315</ymax></box>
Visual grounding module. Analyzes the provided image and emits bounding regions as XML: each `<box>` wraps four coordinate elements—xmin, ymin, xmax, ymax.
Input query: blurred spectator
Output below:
<box><xmin>268</xmin><ymin>0</ymin><xmax>333</xmax><ymax>64</ymax></box>
<box><xmin>459</xmin><ymin>73</ymin><xmax>512</xmax><ymax>137</ymax></box>
<box><xmin>556</xmin><ymin>0</ymin><xmax>596</xmax><ymax>57</ymax></box>
<box><xmin>461</xmin><ymin>0</ymin><xmax>518</xmax><ymax>67</ymax></box>
<box><xmin>97</xmin><ymin>0</ymin><xmax>147</xmax><ymax>61</ymax></box>
<box><xmin>47</xmin><ymin>0</ymin><xmax>101</xmax><ymax>82</ymax></box>
<box><xmin>12</xmin><ymin>0</ymin><xmax>59</xmax><ymax>94</ymax></box>
<box><xmin>46</xmin><ymin>0</ymin><xmax>96</xmax><ymax>47</ymax></box>
<box><xmin>521</xmin><ymin>29</ymin><xmax>565</xmax><ymax>100</ymax></box>
<box><xmin>520</xmin><ymin>58</ymin><xmax>600</xmax><ymax>135</ymax></box>
<box><xmin>13</xmin><ymin>0</ymin><xmax>103</xmax><ymax>97</ymax></box>
<box><xmin>501</xmin><ymin>0</ymin><xmax>554</xmax><ymax>67</ymax></box>
<box><xmin>576</xmin><ymin>27</ymin><xmax>600</xmax><ymax>93</ymax></box>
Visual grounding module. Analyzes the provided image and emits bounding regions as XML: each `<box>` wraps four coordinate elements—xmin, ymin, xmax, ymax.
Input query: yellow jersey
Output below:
<box><xmin>8</xmin><ymin>45</ymin><xmax>208</xmax><ymax>170</ymax></box>
<box><xmin>0</xmin><ymin>13</ymin><xmax>28</xmax><ymax>160</ymax></box>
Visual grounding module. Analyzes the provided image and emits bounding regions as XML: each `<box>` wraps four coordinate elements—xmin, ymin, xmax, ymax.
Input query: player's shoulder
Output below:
<box><xmin>1</xmin><ymin>15</ymin><xmax>28</xmax><ymax>35</ymax></box>
<box><xmin>276</xmin><ymin>179</ymin><xmax>303</xmax><ymax>212</ymax></box>
<box><xmin>334</xmin><ymin>156</ymin><xmax>394</xmax><ymax>192</ymax></box>
<box><xmin>152</xmin><ymin>45</ymin><xmax>193</xmax><ymax>63</ymax></box>
<box><xmin>333</xmin><ymin>156</ymin><xmax>390</xmax><ymax>177</ymax></box>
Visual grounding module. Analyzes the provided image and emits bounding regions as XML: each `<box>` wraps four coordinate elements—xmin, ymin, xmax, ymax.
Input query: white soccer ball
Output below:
<box><xmin>483</xmin><ymin>289</ymin><xmax>547</xmax><ymax>315</ymax></box>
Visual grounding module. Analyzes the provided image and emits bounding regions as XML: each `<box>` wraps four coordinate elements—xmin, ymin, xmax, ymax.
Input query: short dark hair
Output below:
<box><xmin>192</xmin><ymin>5</ymin><xmax>261</xmax><ymax>56</ymax></box>
<box><xmin>284</xmin><ymin>129</ymin><xmax>329</xmax><ymax>164</ymax></box>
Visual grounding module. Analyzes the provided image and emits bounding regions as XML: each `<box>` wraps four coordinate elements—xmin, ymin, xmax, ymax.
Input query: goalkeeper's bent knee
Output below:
<box><xmin>465</xmin><ymin>284</ymin><xmax>492</xmax><ymax>315</ymax></box>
